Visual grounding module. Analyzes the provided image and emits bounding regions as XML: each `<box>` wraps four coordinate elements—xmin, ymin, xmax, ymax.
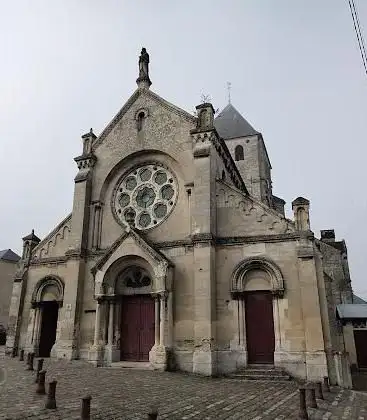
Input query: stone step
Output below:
<box><xmin>228</xmin><ymin>365</ymin><xmax>292</xmax><ymax>381</ymax></box>
<box><xmin>237</xmin><ymin>368</ymin><xmax>288</xmax><ymax>376</ymax></box>
<box><xmin>230</xmin><ymin>373</ymin><xmax>292</xmax><ymax>381</ymax></box>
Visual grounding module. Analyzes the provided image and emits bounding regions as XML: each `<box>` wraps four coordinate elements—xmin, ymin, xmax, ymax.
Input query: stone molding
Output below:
<box><xmin>31</xmin><ymin>213</ymin><xmax>72</xmax><ymax>258</ymax></box>
<box><xmin>91</xmin><ymin>227</ymin><xmax>173</xmax><ymax>275</ymax></box>
<box><xmin>191</xmin><ymin>129</ymin><xmax>247</xmax><ymax>194</ymax></box>
<box><xmin>231</xmin><ymin>256</ymin><xmax>285</xmax><ymax>297</ymax></box>
<box><xmin>28</xmin><ymin>233</ymin><xmax>308</xmax><ymax>267</ymax></box>
<box><xmin>31</xmin><ymin>275</ymin><xmax>65</xmax><ymax>306</ymax></box>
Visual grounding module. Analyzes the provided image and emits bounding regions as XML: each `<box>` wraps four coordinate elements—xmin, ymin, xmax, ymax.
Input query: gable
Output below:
<box><xmin>216</xmin><ymin>181</ymin><xmax>295</xmax><ymax>236</ymax></box>
<box><xmin>90</xmin><ymin>88</ymin><xmax>197</xmax><ymax>202</ymax></box>
<box><xmin>93</xmin><ymin>228</ymin><xmax>172</xmax><ymax>275</ymax></box>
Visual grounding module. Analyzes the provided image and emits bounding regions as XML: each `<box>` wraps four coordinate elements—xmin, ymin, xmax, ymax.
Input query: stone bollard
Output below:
<box><xmin>19</xmin><ymin>349</ymin><xmax>24</xmax><ymax>361</ymax></box>
<box><xmin>306</xmin><ymin>387</ymin><xmax>317</xmax><ymax>409</ymax></box>
<box><xmin>147</xmin><ymin>410</ymin><xmax>158</xmax><ymax>420</ymax></box>
<box><xmin>45</xmin><ymin>380</ymin><xmax>57</xmax><ymax>409</ymax></box>
<box><xmin>298</xmin><ymin>387</ymin><xmax>309</xmax><ymax>420</ymax></box>
<box><xmin>81</xmin><ymin>395</ymin><xmax>92</xmax><ymax>420</ymax></box>
<box><xmin>315</xmin><ymin>381</ymin><xmax>324</xmax><ymax>400</ymax></box>
<box><xmin>36</xmin><ymin>370</ymin><xmax>46</xmax><ymax>395</ymax></box>
<box><xmin>35</xmin><ymin>359</ymin><xmax>44</xmax><ymax>383</ymax></box>
<box><xmin>323</xmin><ymin>376</ymin><xmax>330</xmax><ymax>393</ymax></box>
<box><xmin>27</xmin><ymin>353</ymin><xmax>35</xmax><ymax>371</ymax></box>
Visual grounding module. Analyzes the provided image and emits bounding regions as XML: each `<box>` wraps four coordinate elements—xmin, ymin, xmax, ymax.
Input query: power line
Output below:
<box><xmin>348</xmin><ymin>0</ymin><xmax>367</xmax><ymax>76</ymax></box>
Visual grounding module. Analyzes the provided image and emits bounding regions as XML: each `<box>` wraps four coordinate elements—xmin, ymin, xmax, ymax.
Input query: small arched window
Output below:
<box><xmin>234</xmin><ymin>145</ymin><xmax>244</xmax><ymax>161</ymax></box>
<box><xmin>137</xmin><ymin>111</ymin><xmax>145</xmax><ymax>132</ymax></box>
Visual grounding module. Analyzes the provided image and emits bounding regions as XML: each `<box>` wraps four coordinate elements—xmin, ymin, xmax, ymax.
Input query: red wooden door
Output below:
<box><xmin>354</xmin><ymin>330</ymin><xmax>367</xmax><ymax>368</ymax></box>
<box><xmin>120</xmin><ymin>295</ymin><xmax>155</xmax><ymax>361</ymax></box>
<box><xmin>245</xmin><ymin>291</ymin><xmax>275</xmax><ymax>364</ymax></box>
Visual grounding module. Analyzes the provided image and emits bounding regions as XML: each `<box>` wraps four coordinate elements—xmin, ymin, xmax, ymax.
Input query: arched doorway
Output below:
<box><xmin>39</xmin><ymin>301</ymin><xmax>59</xmax><ymax>357</ymax></box>
<box><xmin>116</xmin><ymin>266</ymin><xmax>155</xmax><ymax>362</ymax></box>
<box><xmin>231</xmin><ymin>258</ymin><xmax>284</xmax><ymax>366</ymax></box>
<box><xmin>31</xmin><ymin>276</ymin><xmax>64</xmax><ymax>357</ymax></box>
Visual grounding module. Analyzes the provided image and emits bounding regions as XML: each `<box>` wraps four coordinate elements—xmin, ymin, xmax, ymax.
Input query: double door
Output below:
<box><xmin>120</xmin><ymin>295</ymin><xmax>155</xmax><ymax>361</ymax></box>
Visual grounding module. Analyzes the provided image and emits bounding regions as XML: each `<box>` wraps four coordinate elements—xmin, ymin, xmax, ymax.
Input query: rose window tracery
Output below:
<box><xmin>113</xmin><ymin>163</ymin><xmax>178</xmax><ymax>230</ymax></box>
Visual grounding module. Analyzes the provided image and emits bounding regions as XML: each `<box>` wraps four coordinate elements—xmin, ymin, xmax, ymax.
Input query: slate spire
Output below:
<box><xmin>214</xmin><ymin>104</ymin><xmax>258</xmax><ymax>139</ymax></box>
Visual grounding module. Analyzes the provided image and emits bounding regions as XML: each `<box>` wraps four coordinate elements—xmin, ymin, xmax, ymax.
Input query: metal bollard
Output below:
<box><xmin>45</xmin><ymin>380</ymin><xmax>57</xmax><ymax>409</ymax></box>
<box><xmin>306</xmin><ymin>387</ymin><xmax>317</xmax><ymax>409</ymax></box>
<box><xmin>315</xmin><ymin>381</ymin><xmax>324</xmax><ymax>400</ymax></box>
<box><xmin>323</xmin><ymin>376</ymin><xmax>330</xmax><ymax>393</ymax></box>
<box><xmin>35</xmin><ymin>358</ymin><xmax>44</xmax><ymax>383</ymax></box>
<box><xmin>36</xmin><ymin>370</ymin><xmax>46</xmax><ymax>395</ymax></box>
<box><xmin>298</xmin><ymin>387</ymin><xmax>309</xmax><ymax>420</ymax></box>
<box><xmin>19</xmin><ymin>349</ymin><xmax>24</xmax><ymax>361</ymax></box>
<box><xmin>81</xmin><ymin>395</ymin><xmax>92</xmax><ymax>420</ymax></box>
<box><xmin>27</xmin><ymin>353</ymin><xmax>35</xmax><ymax>371</ymax></box>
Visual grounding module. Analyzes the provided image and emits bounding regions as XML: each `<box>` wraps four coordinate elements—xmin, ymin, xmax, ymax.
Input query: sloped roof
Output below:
<box><xmin>353</xmin><ymin>294</ymin><xmax>367</xmax><ymax>304</ymax></box>
<box><xmin>336</xmin><ymin>304</ymin><xmax>367</xmax><ymax>319</ymax></box>
<box><xmin>0</xmin><ymin>249</ymin><xmax>21</xmax><ymax>262</ymax></box>
<box><xmin>214</xmin><ymin>103</ymin><xmax>259</xmax><ymax>139</ymax></box>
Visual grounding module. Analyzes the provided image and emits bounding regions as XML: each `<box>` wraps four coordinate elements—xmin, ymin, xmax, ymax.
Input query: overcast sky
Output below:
<box><xmin>1</xmin><ymin>1</ymin><xmax>366</xmax><ymax>298</ymax></box>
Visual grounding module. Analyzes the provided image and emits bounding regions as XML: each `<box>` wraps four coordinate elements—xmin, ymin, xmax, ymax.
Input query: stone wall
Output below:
<box><xmin>0</xmin><ymin>260</ymin><xmax>18</xmax><ymax>328</ymax></box>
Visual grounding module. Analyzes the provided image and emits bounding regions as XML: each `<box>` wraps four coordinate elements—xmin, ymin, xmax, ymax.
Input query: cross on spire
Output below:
<box><xmin>227</xmin><ymin>82</ymin><xmax>232</xmax><ymax>104</ymax></box>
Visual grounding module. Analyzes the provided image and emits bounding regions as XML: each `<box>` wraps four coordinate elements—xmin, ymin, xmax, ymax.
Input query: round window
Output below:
<box><xmin>113</xmin><ymin>163</ymin><xmax>178</xmax><ymax>230</ymax></box>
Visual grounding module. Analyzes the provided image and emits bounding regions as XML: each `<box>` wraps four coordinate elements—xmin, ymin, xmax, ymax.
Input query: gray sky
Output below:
<box><xmin>1</xmin><ymin>1</ymin><xmax>366</xmax><ymax>299</ymax></box>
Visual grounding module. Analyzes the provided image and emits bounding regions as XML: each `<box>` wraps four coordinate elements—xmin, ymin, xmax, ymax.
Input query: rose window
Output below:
<box><xmin>113</xmin><ymin>163</ymin><xmax>178</xmax><ymax>230</ymax></box>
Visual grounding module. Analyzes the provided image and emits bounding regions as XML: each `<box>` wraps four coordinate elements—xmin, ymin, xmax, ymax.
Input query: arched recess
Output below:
<box><xmin>30</xmin><ymin>276</ymin><xmax>64</xmax><ymax>358</ymax></box>
<box><xmin>98</xmin><ymin>149</ymin><xmax>186</xmax><ymax>205</ymax></box>
<box><xmin>102</xmin><ymin>255</ymin><xmax>156</xmax><ymax>296</ymax></box>
<box><xmin>231</xmin><ymin>257</ymin><xmax>285</xmax><ymax>298</ymax></box>
<box><xmin>230</xmin><ymin>257</ymin><xmax>284</xmax><ymax>365</ymax></box>
<box><xmin>31</xmin><ymin>275</ymin><xmax>65</xmax><ymax>306</ymax></box>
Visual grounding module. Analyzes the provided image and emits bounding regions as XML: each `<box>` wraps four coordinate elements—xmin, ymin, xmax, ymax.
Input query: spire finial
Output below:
<box><xmin>136</xmin><ymin>47</ymin><xmax>152</xmax><ymax>89</ymax></box>
<box><xmin>227</xmin><ymin>81</ymin><xmax>232</xmax><ymax>104</ymax></box>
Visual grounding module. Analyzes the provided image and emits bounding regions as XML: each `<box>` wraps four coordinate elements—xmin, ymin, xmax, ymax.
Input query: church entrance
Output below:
<box><xmin>354</xmin><ymin>330</ymin><xmax>367</xmax><ymax>368</ymax></box>
<box><xmin>245</xmin><ymin>291</ymin><xmax>275</xmax><ymax>364</ymax></box>
<box><xmin>120</xmin><ymin>295</ymin><xmax>155</xmax><ymax>361</ymax></box>
<box><xmin>38</xmin><ymin>301</ymin><xmax>59</xmax><ymax>357</ymax></box>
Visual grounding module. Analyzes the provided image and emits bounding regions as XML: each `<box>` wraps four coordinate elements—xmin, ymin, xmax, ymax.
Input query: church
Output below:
<box><xmin>6</xmin><ymin>48</ymin><xmax>362</xmax><ymax>387</ymax></box>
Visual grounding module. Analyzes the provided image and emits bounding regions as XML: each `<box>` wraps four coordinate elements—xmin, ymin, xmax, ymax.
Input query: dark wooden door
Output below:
<box><xmin>354</xmin><ymin>330</ymin><xmax>367</xmax><ymax>368</ymax></box>
<box><xmin>120</xmin><ymin>295</ymin><xmax>155</xmax><ymax>361</ymax></box>
<box><xmin>38</xmin><ymin>302</ymin><xmax>59</xmax><ymax>357</ymax></box>
<box><xmin>245</xmin><ymin>291</ymin><xmax>275</xmax><ymax>364</ymax></box>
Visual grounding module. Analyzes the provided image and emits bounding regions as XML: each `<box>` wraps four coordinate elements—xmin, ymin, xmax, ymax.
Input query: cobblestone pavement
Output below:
<box><xmin>0</xmin><ymin>348</ymin><xmax>366</xmax><ymax>419</ymax></box>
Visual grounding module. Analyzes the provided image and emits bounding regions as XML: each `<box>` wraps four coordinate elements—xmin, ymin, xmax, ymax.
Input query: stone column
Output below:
<box><xmin>159</xmin><ymin>292</ymin><xmax>167</xmax><ymax>347</ymax></box>
<box><xmin>272</xmin><ymin>294</ymin><xmax>281</xmax><ymax>352</ymax></box>
<box><xmin>239</xmin><ymin>297</ymin><xmax>245</xmax><ymax>347</ymax></box>
<box><xmin>108</xmin><ymin>300</ymin><xmax>114</xmax><ymax>346</ymax></box>
<box><xmin>149</xmin><ymin>292</ymin><xmax>168</xmax><ymax>371</ymax></box>
<box><xmin>93</xmin><ymin>300</ymin><xmax>102</xmax><ymax>346</ymax></box>
<box><xmin>33</xmin><ymin>306</ymin><xmax>43</xmax><ymax>355</ymax></box>
<box><xmin>89</xmin><ymin>298</ymin><xmax>104</xmax><ymax>367</ymax></box>
<box><xmin>154</xmin><ymin>295</ymin><xmax>160</xmax><ymax>346</ymax></box>
<box><xmin>32</xmin><ymin>307</ymin><xmax>40</xmax><ymax>346</ymax></box>
<box><xmin>167</xmin><ymin>292</ymin><xmax>173</xmax><ymax>348</ymax></box>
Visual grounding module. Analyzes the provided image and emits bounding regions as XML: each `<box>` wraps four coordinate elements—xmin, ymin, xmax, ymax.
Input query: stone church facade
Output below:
<box><xmin>6</xmin><ymin>49</ymin><xmax>355</xmax><ymax>386</ymax></box>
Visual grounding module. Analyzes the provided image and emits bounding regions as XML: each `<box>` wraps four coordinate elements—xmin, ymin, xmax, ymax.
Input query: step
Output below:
<box><xmin>230</xmin><ymin>373</ymin><xmax>292</xmax><ymax>381</ymax></box>
<box><xmin>228</xmin><ymin>364</ymin><xmax>292</xmax><ymax>381</ymax></box>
